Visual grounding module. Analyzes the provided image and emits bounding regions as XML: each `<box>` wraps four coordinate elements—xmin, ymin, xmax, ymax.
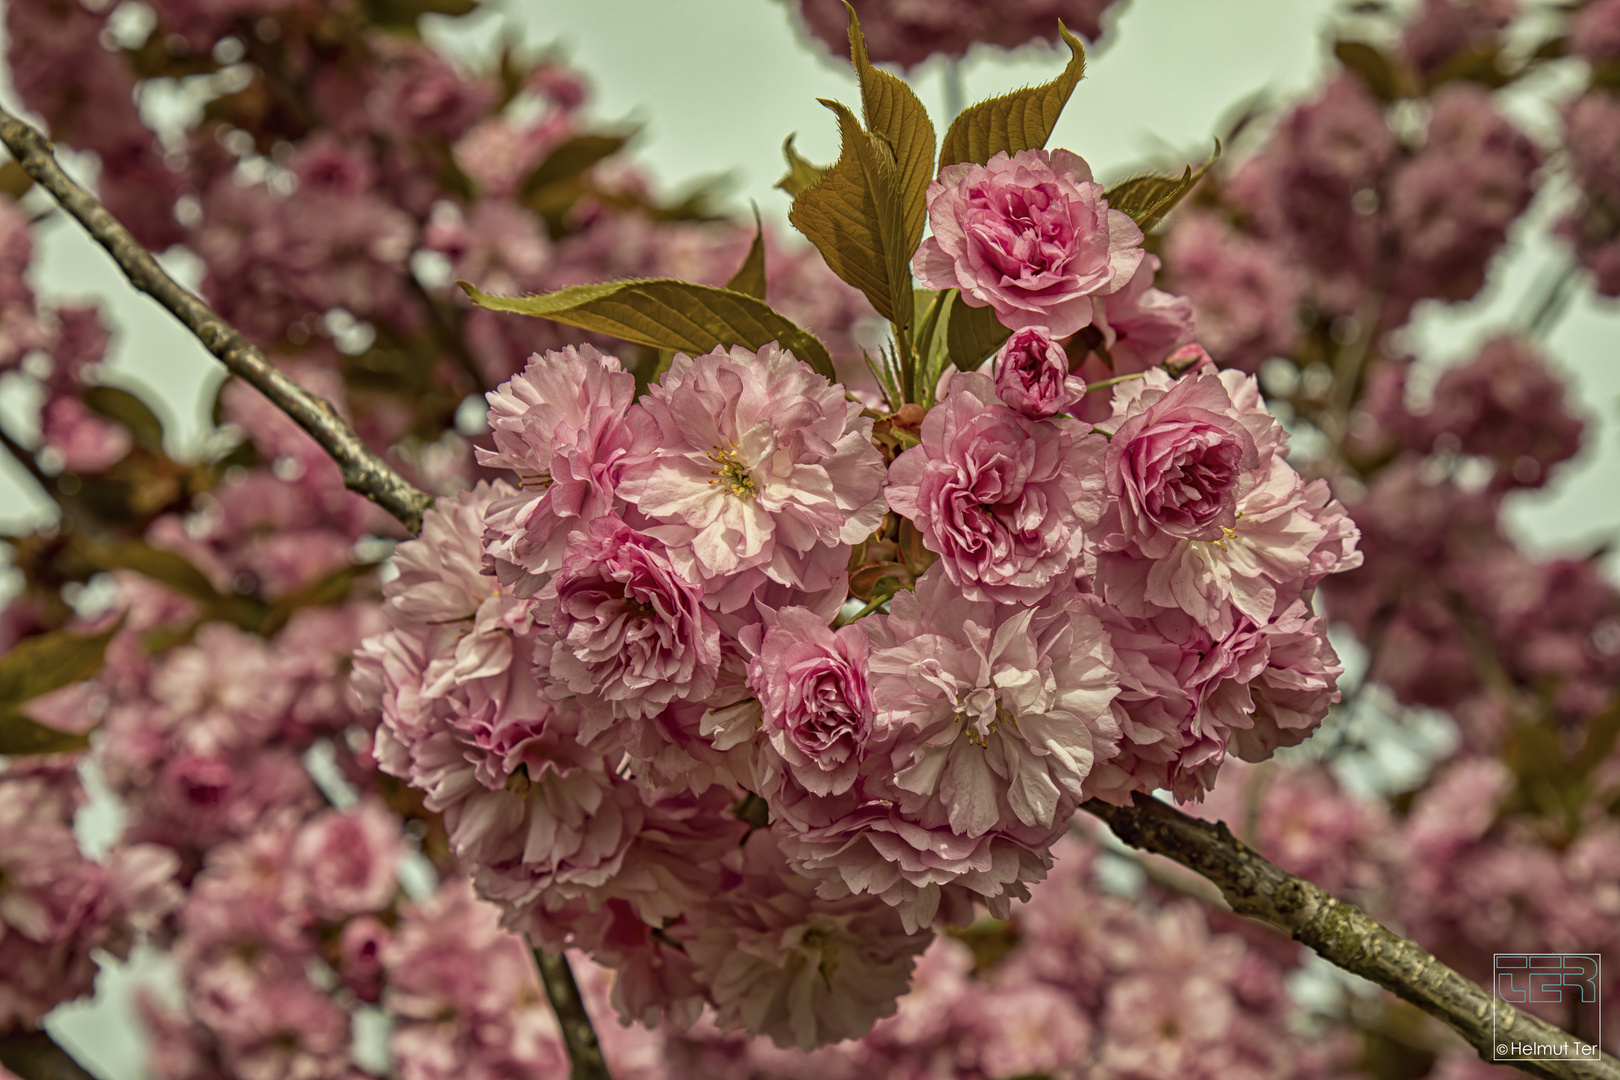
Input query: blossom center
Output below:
<box><xmin>707</xmin><ymin>444</ymin><xmax>758</xmax><ymax>499</ymax></box>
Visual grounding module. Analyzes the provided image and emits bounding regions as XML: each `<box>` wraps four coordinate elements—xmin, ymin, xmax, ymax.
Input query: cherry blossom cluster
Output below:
<box><xmin>356</xmin><ymin>145</ymin><xmax>1361</xmax><ymax>1047</ymax></box>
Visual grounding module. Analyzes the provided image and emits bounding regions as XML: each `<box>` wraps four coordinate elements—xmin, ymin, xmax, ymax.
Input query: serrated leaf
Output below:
<box><xmin>1333</xmin><ymin>40</ymin><xmax>1407</xmax><ymax>101</ymax></box>
<box><xmin>944</xmin><ymin>292</ymin><xmax>1011</xmax><ymax>372</ymax></box>
<box><xmin>845</xmin><ymin>2</ymin><xmax>935</xmax><ymax>271</ymax></box>
<box><xmin>939</xmin><ymin>23</ymin><xmax>1085</xmax><ymax>169</ymax></box>
<box><xmin>0</xmin><ymin>619</ymin><xmax>124</xmax><ymax>707</ymax></box>
<box><xmin>789</xmin><ymin>101</ymin><xmax>909</xmax><ymax>324</ymax></box>
<box><xmin>0</xmin><ymin>707</ymin><xmax>90</xmax><ymax>756</ymax></box>
<box><xmin>725</xmin><ymin>208</ymin><xmax>768</xmax><ymax>300</ymax></box>
<box><xmin>774</xmin><ymin>135</ymin><xmax>826</xmax><ymax>198</ymax></box>
<box><xmin>1103</xmin><ymin>143</ymin><xmax>1221</xmax><ymax>233</ymax></box>
<box><xmin>83</xmin><ymin>385</ymin><xmax>165</xmax><ymax>452</ymax></box>
<box><xmin>459</xmin><ymin>278</ymin><xmax>837</xmax><ymax>382</ymax></box>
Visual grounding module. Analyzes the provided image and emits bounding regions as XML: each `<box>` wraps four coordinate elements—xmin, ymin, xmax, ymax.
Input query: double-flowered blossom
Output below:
<box><xmin>914</xmin><ymin>149</ymin><xmax>1145</xmax><ymax>337</ymax></box>
<box><xmin>619</xmin><ymin>343</ymin><xmax>887</xmax><ymax>608</ymax></box>
<box><xmin>1094</xmin><ymin>364</ymin><xmax>1361</xmax><ymax>636</ymax></box>
<box><xmin>886</xmin><ymin>371</ymin><xmax>1106</xmax><ymax>603</ymax></box>
<box><xmin>479</xmin><ymin>345</ymin><xmax>657</xmax><ymax>594</ymax></box>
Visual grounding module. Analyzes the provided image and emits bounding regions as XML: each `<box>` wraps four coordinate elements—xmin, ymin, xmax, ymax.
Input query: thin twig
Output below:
<box><xmin>531</xmin><ymin>947</ymin><xmax>613</xmax><ymax>1080</ymax></box>
<box><xmin>0</xmin><ymin>1030</ymin><xmax>99</xmax><ymax>1080</ymax></box>
<box><xmin>0</xmin><ymin>107</ymin><xmax>434</xmax><ymax>535</ymax></box>
<box><xmin>1084</xmin><ymin>793</ymin><xmax>1620</xmax><ymax>1080</ymax></box>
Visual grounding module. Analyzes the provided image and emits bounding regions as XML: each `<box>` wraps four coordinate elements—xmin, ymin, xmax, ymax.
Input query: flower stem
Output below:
<box><xmin>531</xmin><ymin>946</ymin><xmax>613</xmax><ymax>1080</ymax></box>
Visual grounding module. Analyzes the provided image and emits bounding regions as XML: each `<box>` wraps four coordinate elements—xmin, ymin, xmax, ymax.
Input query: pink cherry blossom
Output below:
<box><xmin>985</xmin><ymin>325</ymin><xmax>1084</xmax><ymax>418</ymax></box>
<box><xmin>479</xmin><ymin>344</ymin><xmax>656</xmax><ymax>592</ymax></box>
<box><xmin>1095</xmin><ymin>367</ymin><xmax>1265</xmax><ymax>561</ymax></box>
<box><xmin>617</xmin><ymin>343</ymin><xmax>886</xmax><ymax>607</ymax></box>
<box><xmin>746</xmin><ymin>606</ymin><xmax>876</xmax><ymax>800</ymax></box>
<box><xmin>543</xmin><ymin>513</ymin><xmax>722</xmax><ymax>722</ymax></box>
<box><xmin>914</xmin><ymin>148</ymin><xmax>1145</xmax><ymax>337</ymax></box>
<box><xmin>885</xmin><ymin>371</ymin><xmax>1106</xmax><ymax>603</ymax></box>
<box><xmin>685</xmin><ymin>831</ymin><xmax>931</xmax><ymax>1050</ymax></box>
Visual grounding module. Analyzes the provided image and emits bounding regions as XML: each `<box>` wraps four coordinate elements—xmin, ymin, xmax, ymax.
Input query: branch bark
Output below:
<box><xmin>531</xmin><ymin>946</ymin><xmax>613</xmax><ymax>1080</ymax></box>
<box><xmin>1084</xmin><ymin>793</ymin><xmax>1619</xmax><ymax>1080</ymax></box>
<box><xmin>0</xmin><ymin>106</ymin><xmax>434</xmax><ymax>535</ymax></box>
<box><xmin>0</xmin><ymin>1030</ymin><xmax>99</xmax><ymax>1080</ymax></box>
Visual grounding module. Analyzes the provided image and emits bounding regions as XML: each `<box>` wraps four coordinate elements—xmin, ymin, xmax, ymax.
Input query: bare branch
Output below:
<box><xmin>0</xmin><ymin>106</ymin><xmax>435</xmax><ymax>535</ymax></box>
<box><xmin>1084</xmin><ymin>793</ymin><xmax>1619</xmax><ymax>1080</ymax></box>
<box><xmin>531</xmin><ymin>946</ymin><xmax>613</xmax><ymax>1080</ymax></box>
<box><xmin>0</xmin><ymin>1030</ymin><xmax>99</xmax><ymax>1080</ymax></box>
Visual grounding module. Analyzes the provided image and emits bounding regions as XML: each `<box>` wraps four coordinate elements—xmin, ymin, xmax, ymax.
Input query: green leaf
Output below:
<box><xmin>82</xmin><ymin>541</ymin><xmax>267</xmax><ymax>631</ymax></box>
<box><xmin>1103</xmin><ymin>143</ymin><xmax>1221</xmax><ymax>234</ymax></box>
<box><xmin>774</xmin><ymin>135</ymin><xmax>826</xmax><ymax>198</ymax></box>
<box><xmin>83</xmin><ymin>385</ymin><xmax>165</xmax><ymax>452</ymax></box>
<box><xmin>1333</xmin><ymin>40</ymin><xmax>1408</xmax><ymax>101</ymax></box>
<box><xmin>789</xmin><ymin>100</ymin><xmax>910</xmax><ymax>324</ymax></box>
<box><xmin>459</xmin><ymin>278</ymin><xmax>837</xmax><ymax>382</ymax></box>
<box><xmin>844</xmin><ymin>2</ymin><xmax>935</xmax><ymax>274</ymax></box>
<box><xmin>938</xmin><ymin>23</ymin><xmax>1085</xmax><ymax>169</ymax></box>
<box><xmin>944</xmin><ymin>292</ymin><xmax>1011</xmax><ymax>372</ymax></box>
<box><xmin>725</xmin><ymin>208</ymin><xmax>768</xmax><ymax>301</ymax></box>
<box><xmin>0</xmin><ymin>619</ymin><xmax>124</xmax><ymax>707</ymax></box>
<box><xmin>0</xmin><ymin>707</ymin><xmax>90</xmax><ymax>756</ymax></box>
<box><xmin>521</xmin><ymin>133</ymin><xmax>631</xmax><ymax>201</ymax></box>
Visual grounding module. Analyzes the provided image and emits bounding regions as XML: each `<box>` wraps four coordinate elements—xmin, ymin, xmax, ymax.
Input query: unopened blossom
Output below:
<box><xmin>479</xmin><ymin>344</ymin><xmax>656</xmax><ymax>592</ymax></box>
<box><xmin>986</xmin><ymin>325</ymin><xmax>1084</xmax><ymax>418</ymax></box>
<box><xmin>746</xmin><ymin>606</ymin><xmax>876</xmax><ymax>802</ymax></box>
<box><xmin>1095</xmin><ymin>367</ymin><xmax>1268</xmax><ymax>561</ymax></box>
<box><xmin>914</xmin><ymin>149</ymin><xmax>1145</xmax><ymax>337</ymax></box>
<box><xmin>886</xmin><ymin>371</ymin><xmax>1106</xmax><ymax>603</ymax></box>
<box><xmin>617</xmin><ymin>343</ymin><xmax>886</xmax><ymax>608</ymax></box>
<box><xmin>686</xmin><ymin>831</ymin><xmax>932</xmax><ymax>1050</ymax></box>
<box><xmin>544</xmin><ymin>513</ymin><xmax>721</xmax><ymax>723</ymax></box>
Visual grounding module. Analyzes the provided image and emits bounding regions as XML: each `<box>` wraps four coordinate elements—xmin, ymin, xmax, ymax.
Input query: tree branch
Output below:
<box><xmin>531</xmin><ymin>946</ymin><xmax>613</xmax><ymax>1080</ymax></box>
<box><xmin>1083</xmin><ymin>793</ymin><xmax>1619</xmax><ymax>1080</ymax></box>
<box><xmin>0</xmin><ymin>106</ymin><xmax>434</xmax><ymax>535</ymax></box>
<box><xmin>0</xmin><ymin>1029</ymin><xmax>99</xmax><ymax>1080</ymax></box>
